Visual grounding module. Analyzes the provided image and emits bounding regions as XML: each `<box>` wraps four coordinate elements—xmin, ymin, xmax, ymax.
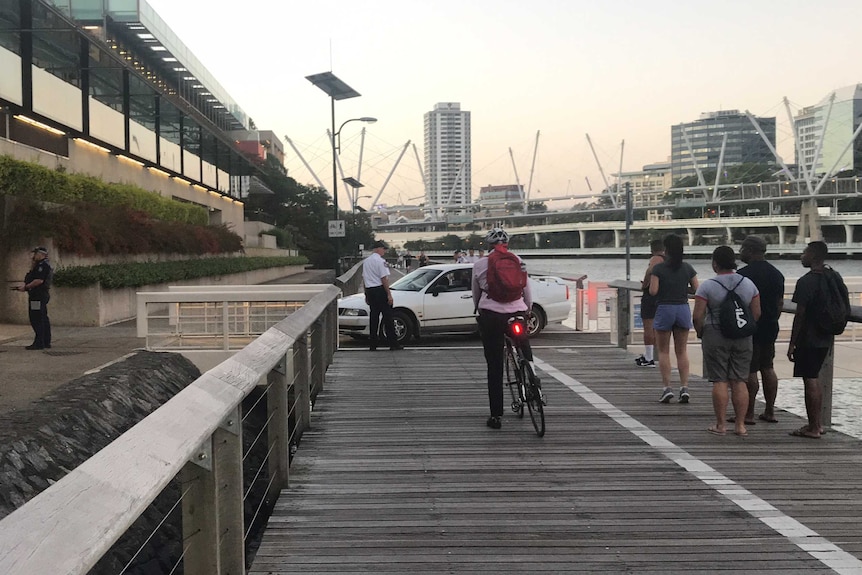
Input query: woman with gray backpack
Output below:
<box><xmin>692</xmin><ymin>246</ymin><xmax>762</xmax><ymax>437</ymax></box>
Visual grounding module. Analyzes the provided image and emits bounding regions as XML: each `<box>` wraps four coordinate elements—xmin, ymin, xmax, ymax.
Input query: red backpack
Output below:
<box><xmin>486</xmin><ymin>250</ymin><xmax>527</xmax><ymax>303</ymax></box>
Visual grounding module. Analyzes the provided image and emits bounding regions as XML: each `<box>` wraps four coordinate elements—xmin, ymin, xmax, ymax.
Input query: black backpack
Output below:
<box><xmin>711</xmin><ymin>277</ymin><xmax>757</xmax><ymax>339</ymax></box>
<box><xmin>816</xmin><ymin>269</ymin><xmax>850</xmax><ymax>335</ymax></box>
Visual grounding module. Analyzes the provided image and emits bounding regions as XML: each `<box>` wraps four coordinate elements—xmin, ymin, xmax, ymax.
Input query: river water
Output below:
<box><xmin>526</xmin><ymin>256</ymin><xmax>862</xmax><ymax>440</ymax></box>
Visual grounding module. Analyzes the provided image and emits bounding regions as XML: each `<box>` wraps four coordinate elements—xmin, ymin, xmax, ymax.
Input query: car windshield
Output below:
<box><xmin>390</xmin><ymin>269</ymin><xmax>443</xmax><ymax>292</ymax></box>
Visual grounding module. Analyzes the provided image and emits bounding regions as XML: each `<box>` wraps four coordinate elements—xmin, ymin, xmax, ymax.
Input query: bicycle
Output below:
<box><xmin>504</xmin><ymin>314</ymin><xmax>545</xmax><ymax>437</ymax></box>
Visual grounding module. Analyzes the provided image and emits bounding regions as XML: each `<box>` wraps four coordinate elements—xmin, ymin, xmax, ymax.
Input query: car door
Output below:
<box><xmin>420</xmin><ymin>268</ymin><xmax>475</xmax><ymax>332</ymax></box>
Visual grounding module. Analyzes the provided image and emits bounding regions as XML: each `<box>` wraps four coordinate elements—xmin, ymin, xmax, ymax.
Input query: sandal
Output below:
<box><xmin>789</xmin><ymin>426</ymin><xmax>820</xmax><ymax>439</ymax></box>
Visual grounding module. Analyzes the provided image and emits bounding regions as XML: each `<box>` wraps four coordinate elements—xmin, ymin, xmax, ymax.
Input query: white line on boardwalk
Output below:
<box><xmin>535</xmin><ymin>356</ymin><xmax>862</xmax><ymax>575</ymax></box>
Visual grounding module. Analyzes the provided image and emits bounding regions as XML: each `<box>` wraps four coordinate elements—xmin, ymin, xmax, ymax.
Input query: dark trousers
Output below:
<box><xmin>28</xmin><ymin>296</ymin><xmax>51</xmax><ymax>348</ymax></box>
<box><xmin>366</xmin><ymin>286</ymin><xmax>396</xmax><ymax>346</ymax></box>
<box><xmin>478</xmin><ymin>309</ymin><xmax>533</xmax><ymax>417</ymax></box>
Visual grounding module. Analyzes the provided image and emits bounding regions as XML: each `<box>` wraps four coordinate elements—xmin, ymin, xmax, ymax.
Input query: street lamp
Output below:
<box><xmin>305</xmin><ymin>71</ymin><xmax>375</xmax><ymax>274</ymax></box>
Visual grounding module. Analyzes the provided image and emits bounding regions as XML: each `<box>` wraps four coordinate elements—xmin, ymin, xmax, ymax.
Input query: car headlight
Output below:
<box><xmin>339</xmin><ymin>308</ymin><xmax>368</xmax><ymax>317</ymax></box>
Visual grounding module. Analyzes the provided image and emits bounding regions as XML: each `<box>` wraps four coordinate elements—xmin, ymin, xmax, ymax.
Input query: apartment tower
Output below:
<box><xmin>423</xmin><ymin>102</ymin><xmax>471</xmax><ymax>217</ymax></box>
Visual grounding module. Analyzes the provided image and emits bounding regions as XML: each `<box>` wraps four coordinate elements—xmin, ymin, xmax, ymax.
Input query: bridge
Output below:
<box><xmin>378</xmin><ymin>212</ymin><xmax>862</xmax><ymax>253</ymax></box>
<box><xmin>1</xmin><ymin>272</ymin><xmax>862</xmax><ymax>573</ymax></box>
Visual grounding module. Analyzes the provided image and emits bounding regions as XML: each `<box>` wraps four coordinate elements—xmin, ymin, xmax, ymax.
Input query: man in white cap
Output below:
<box><xmin>362</xmin><ymin>240</ymin><xmax>403</xmax><ymax>351</ymax></box>
<box><xmin>14</xmin><ymin>246</ymin><xmax>53</xmax><ymax>350</ymax></box>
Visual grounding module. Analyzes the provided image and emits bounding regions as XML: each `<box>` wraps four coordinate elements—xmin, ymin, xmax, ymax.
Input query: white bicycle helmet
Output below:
<box><xmin>485</xmin><ymin>227</ymin><xmax>509</xmax><ymax>245</ymax></box>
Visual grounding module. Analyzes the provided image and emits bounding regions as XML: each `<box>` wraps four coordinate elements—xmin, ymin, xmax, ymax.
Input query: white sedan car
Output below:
<box><xmin>338</xmin><ymin>263</ymin><xmax>571</xmax><ymax>343</ymax></box>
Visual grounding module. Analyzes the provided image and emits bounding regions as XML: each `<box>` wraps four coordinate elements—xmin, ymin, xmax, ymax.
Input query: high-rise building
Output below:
<box><xmin>423</xmin><ymin>102</ymin><xmax>471</xmax><ymax>216</ymax></box>
<box><xmin>671</xmin><ymin>110</ymin><xmax>776</xmax><ymax>183</ymax></box>
<box><xmin>796</xmin><ymin>84</ymin><xmax>862</xmax><ymax>177</ymax></box>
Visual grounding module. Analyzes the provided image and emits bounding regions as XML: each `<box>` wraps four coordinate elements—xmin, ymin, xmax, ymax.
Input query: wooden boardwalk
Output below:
<box><xmin>250</xmin><ymin>330</ymin><xmax>862</xmax><ymax>574</ymax></box>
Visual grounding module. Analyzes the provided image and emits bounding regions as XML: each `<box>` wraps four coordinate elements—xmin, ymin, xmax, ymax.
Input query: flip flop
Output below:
<box><xmin>734</xmin><ymin>430</ymin><xmax>749</xmax><ymax>437</ymax></box>
<box><xmin>758</xmin><ymin>413</ymin><xmax>778</xmax><ymax>423</ymax></box>
<box><xmin>726</xmin><ymin>416</ymin><xmax>756</xmax><ymax>425</ymax></box>
<box><xmin>789</xmin><ymin>427</ymin><xmax>820</xmax><ymax>439</ymax></box>
<box><xmin>707</xmin><ymin>426</ymin><xmax>726</xmax><ymax>436</ymax></box>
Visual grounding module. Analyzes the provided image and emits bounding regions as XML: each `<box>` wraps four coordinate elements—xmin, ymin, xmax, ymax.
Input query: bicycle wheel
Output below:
<box><xmin>505</xmin><ymin>342</ymin><xmax>524</xmax><ymax>418</ymax></box>
<box><xmin>522</xmin><ymin>360</ymin><xmax>545</xmax><ymax>437</ymax></box>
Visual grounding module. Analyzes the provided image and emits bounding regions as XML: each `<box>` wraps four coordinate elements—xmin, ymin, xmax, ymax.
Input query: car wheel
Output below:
<box><xmin>380</xmin><ymin>310</ymin><xmax>414</xmax><ymax>343</ymax></box>
<box><xmin>528</xmin><ymin>306</ymin><xmax>546</xmax><ymax>337</ymax></box>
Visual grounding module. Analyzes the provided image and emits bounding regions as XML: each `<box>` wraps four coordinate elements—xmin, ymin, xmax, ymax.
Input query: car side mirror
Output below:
<box><xmin>429</xmin><ymin>285</ymin><xmax>445</xmax><ymax>296</ymax></box>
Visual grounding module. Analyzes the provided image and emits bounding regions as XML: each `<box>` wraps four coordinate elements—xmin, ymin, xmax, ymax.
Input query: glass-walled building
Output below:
<box><xmin>671</xmin><ymin>110</ymin><xmax>776</xmax><ymax>184</ymax></box>
<box><xmin>0</xmin><ymin>0</ymin><xmax>267</xmax><ymax>228</ymax></box>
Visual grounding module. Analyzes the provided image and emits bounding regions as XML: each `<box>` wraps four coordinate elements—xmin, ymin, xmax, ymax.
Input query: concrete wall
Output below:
<box><xmin>243</xmin><ymin>220</ymin><xmax>277</xmax><ymax>249</ymax></box>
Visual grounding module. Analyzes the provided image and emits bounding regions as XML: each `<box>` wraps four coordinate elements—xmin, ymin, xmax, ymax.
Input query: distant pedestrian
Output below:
<box><xmin>635</xmin><ymin>239</ymin><xmax>665</xmax><ymax>368</ymax></box>
<box><xmin>737</xmin><ymin>235</ymin><xmax>784</xmax><ymax>424</ymax></box>
<box><xmin>787</xmin><ymin>241</ymin><xmax>849</xmax><ymax>439</ymax></box>
<box><xmin>477</xmin><ymin>248</ymin><xmax>485</xmax><ymax>258</ymax></box>
<box><xmin>693</xmin><ymin>246</ymin><xmax>761</xmax><ymax>437</ymax></box>
<box><xmin>14</xmin><ymin>246</ymin><xmax>53</xmax><ymax>350</ymax></box>
<box><xmin>362</xmin><ymin>240</ymin><xmax>404</xmax><ymax>351</ymax></box>
<box><xmin>418</xmin><ymin>251</ymin><xmax>429</xmax><ymax>267</ymax></box>
<box><xmin>649</xmin><ymin>233</ymin><xmax>699</xmax><ymax>404</ymax></box>
<box><xmin>463</xmin><ymin>248</ymin><xmax>479</xmax><ymax>263</ymax></box>
<box><xmin>404</xmin><ymin>251</ymin><xmax>415</xmax><ymax>270</ymax></box>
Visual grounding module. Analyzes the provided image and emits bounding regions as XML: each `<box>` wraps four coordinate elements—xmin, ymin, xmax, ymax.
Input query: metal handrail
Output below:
<box><xmin>0</xmin><ymin>285</ymin><xmax>341</xmax><ymax>575</ymax></box>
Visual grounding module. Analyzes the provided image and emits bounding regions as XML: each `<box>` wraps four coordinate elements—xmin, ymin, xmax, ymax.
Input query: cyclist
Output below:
<box><xmin>472</xmin><ymin>227</ymin><xmax>535</xmax><ymax>430</ymax></box>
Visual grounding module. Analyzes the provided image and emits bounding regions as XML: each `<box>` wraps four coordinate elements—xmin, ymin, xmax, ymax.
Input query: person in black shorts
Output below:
<box><xmin>737</xmin><ymin>236</ymin><xmax>784</xmax><ymax>424</ymax></box>
<box><xmin>636</xmin><ymin>239</ymin><xmax>665</xmax><ymax>367</ymax></box>
<box><xmin>788</xmin><ymin>241</ymin><xmax>849</xmax><ymax>439</ymax></box>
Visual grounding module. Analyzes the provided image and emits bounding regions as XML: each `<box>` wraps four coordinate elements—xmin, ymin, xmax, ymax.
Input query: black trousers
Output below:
<box><xmin>28</xmin><ymin>296</ymin><xmax>51</xmax><ymax>348</ymax></box>
<box><xmin>478</xmin><ymin>309</ymin><xmax>533</xmax><ymax>417</ymax></box>
<box><xmin>365</xmin><ymin>286</ymin><xmax>397</xmax><ymax>346</ymax></box>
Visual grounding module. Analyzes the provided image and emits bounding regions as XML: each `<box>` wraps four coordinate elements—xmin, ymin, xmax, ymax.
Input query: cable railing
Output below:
<box><xmin>0</xmin><ymin>285</ymin><xmax>339</xmax><ymax>574</ymax></box>
<box><xmin>608</xmin><ymin>280</ymin><xmax>860</xmax><ymax>430</ymax></box>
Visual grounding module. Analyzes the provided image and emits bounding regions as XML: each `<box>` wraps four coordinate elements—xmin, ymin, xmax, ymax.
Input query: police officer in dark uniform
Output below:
<box><xmin>15</xmin><ymin>246</ymin><xmax>53</xmax><ymax>350</ymax></box>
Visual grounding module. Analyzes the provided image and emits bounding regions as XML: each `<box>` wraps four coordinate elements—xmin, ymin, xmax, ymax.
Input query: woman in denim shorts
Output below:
<box><xmin>649</xmin><ymin>234</ymin><xmax>699</xmax><ymax>404</ymax></box>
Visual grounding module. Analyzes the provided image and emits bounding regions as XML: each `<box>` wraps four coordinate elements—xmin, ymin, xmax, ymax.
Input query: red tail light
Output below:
<box><xmin>565</xmin><ymin>285</ymin><xmax>570</xmax><ymax>300</ymax></box>
<box><xmin>512</xmin><ymin>322</ymin><xmax>524</xmax><ymax>336</ymax></box>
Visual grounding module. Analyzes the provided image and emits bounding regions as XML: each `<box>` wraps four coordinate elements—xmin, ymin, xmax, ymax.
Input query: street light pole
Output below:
<box><xmin>305</xmin><ymin>72</ymin><xmax>376</xmax><ymax>275</ymax></box>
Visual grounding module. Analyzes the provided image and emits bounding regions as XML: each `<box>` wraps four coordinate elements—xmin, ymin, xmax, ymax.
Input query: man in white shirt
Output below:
<box><xmin>463</xmin><ymin>248</ymin><xmax>479</xmax><ymax>263</ymax></box>
<box><xmin>362</xmin><ymin>240</ymin><xmax>403</xmax><ymax>351</ymax></box>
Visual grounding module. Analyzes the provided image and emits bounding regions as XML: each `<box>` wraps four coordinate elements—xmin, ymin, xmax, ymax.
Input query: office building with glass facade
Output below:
<box><xmin>670</xmin><ymin>110</ymin><xmax>776</xmax><ymax>184</ymax></box>
<box><xmin>0</xmin><ymin>0</ymin><xmax>268</xmax><ymax>229</ymax></box>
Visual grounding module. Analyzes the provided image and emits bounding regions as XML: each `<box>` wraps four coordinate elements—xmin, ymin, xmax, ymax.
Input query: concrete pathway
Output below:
<box><xmin>0</xmin><ymin>269</ymin><xmax>334</xmax><ymax>415</ymax></box>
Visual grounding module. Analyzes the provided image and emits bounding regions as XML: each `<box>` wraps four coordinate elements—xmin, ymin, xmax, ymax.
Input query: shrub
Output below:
<box><xmin>53</xmin><ymin>256</ymin><xmax>308</xmax><ymax>289</ymax></box>
<box><xmin>0</xmin><ymin>200</ymin><xmax>242</xmax><ymax>256</ymax></box>
<box><xmin>0</xmin><ymin>155</ymin><xmax>207</xmax><ymax>225</ymax></box>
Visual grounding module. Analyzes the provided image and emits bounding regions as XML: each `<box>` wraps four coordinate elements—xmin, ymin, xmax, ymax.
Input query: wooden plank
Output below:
<box><xmin>250</xmin><ymin>333</ymin><xmax>862</xmax><ymax>573</ymax></box>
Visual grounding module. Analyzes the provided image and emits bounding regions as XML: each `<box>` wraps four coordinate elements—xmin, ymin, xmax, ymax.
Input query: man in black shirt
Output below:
<box><xmin>788</xmin><ymin>241</ymin><xmax>849</xmax><ymax>439</ymax></box>
<box><xmin>737</xmin><ymin>236</ymin><xmax>784</xmax><ymax>424</ymax></box>
<box><xmin>14</xmin><ymin>246</ymin><xmax>53</xmax><ymax>350</ymax></box>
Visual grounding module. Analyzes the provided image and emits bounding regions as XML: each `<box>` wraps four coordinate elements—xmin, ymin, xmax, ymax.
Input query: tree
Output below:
<box><xmin>248</xmin><ymin>162</ymin><xmax>336</xmax><ymax>268</ymax></box>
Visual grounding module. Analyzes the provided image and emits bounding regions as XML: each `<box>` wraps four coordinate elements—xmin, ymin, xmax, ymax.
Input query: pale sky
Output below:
<box><xmin>147</xmin><ymin>0</ymin><xmax>862</xmax><ymax>211</ymax></box>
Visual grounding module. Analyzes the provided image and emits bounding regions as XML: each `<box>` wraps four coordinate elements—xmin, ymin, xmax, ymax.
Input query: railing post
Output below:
<box><xmin>268</xmin><ymin>353</ymin><xmax>291</xmax><ymax>490</ymax></box>
<box><xmin>311</xmin><ymin>318</ymin><xmax>326</xmax><ymax>395</ymax></box>
<box><xmin>329</xmin><ymin>300</ymin><xmax>339</xmax><ymax>360</ymax></box>
<box><xmin>616</xmin><ymin>288</ymin><xmax>630</xmax><ymax>349</ymax></box>
<box><xmin>180</xmin><ymin>408</ymin><xmax>244</xmax><ymax>575</ymax></box>
<box><xmin>820</xmin><ymin>344</ymin><xmax>835</xmax><ymax>431</ymax></box>
<box><xmin>295</xmin><ymin>334</ymin><xmax>312</xmax><ymax>430</ymax></box>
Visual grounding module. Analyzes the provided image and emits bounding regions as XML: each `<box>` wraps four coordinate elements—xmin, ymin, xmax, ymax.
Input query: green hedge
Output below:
<box><xmin>0</xmin><ymin>156</ymin><xmax>207</xmax><ymax>225</ymax></box>
<box><xmin>54</xmin><ymin>256</ymin><xmax>309</xmax><ymax>289</ymax></box>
